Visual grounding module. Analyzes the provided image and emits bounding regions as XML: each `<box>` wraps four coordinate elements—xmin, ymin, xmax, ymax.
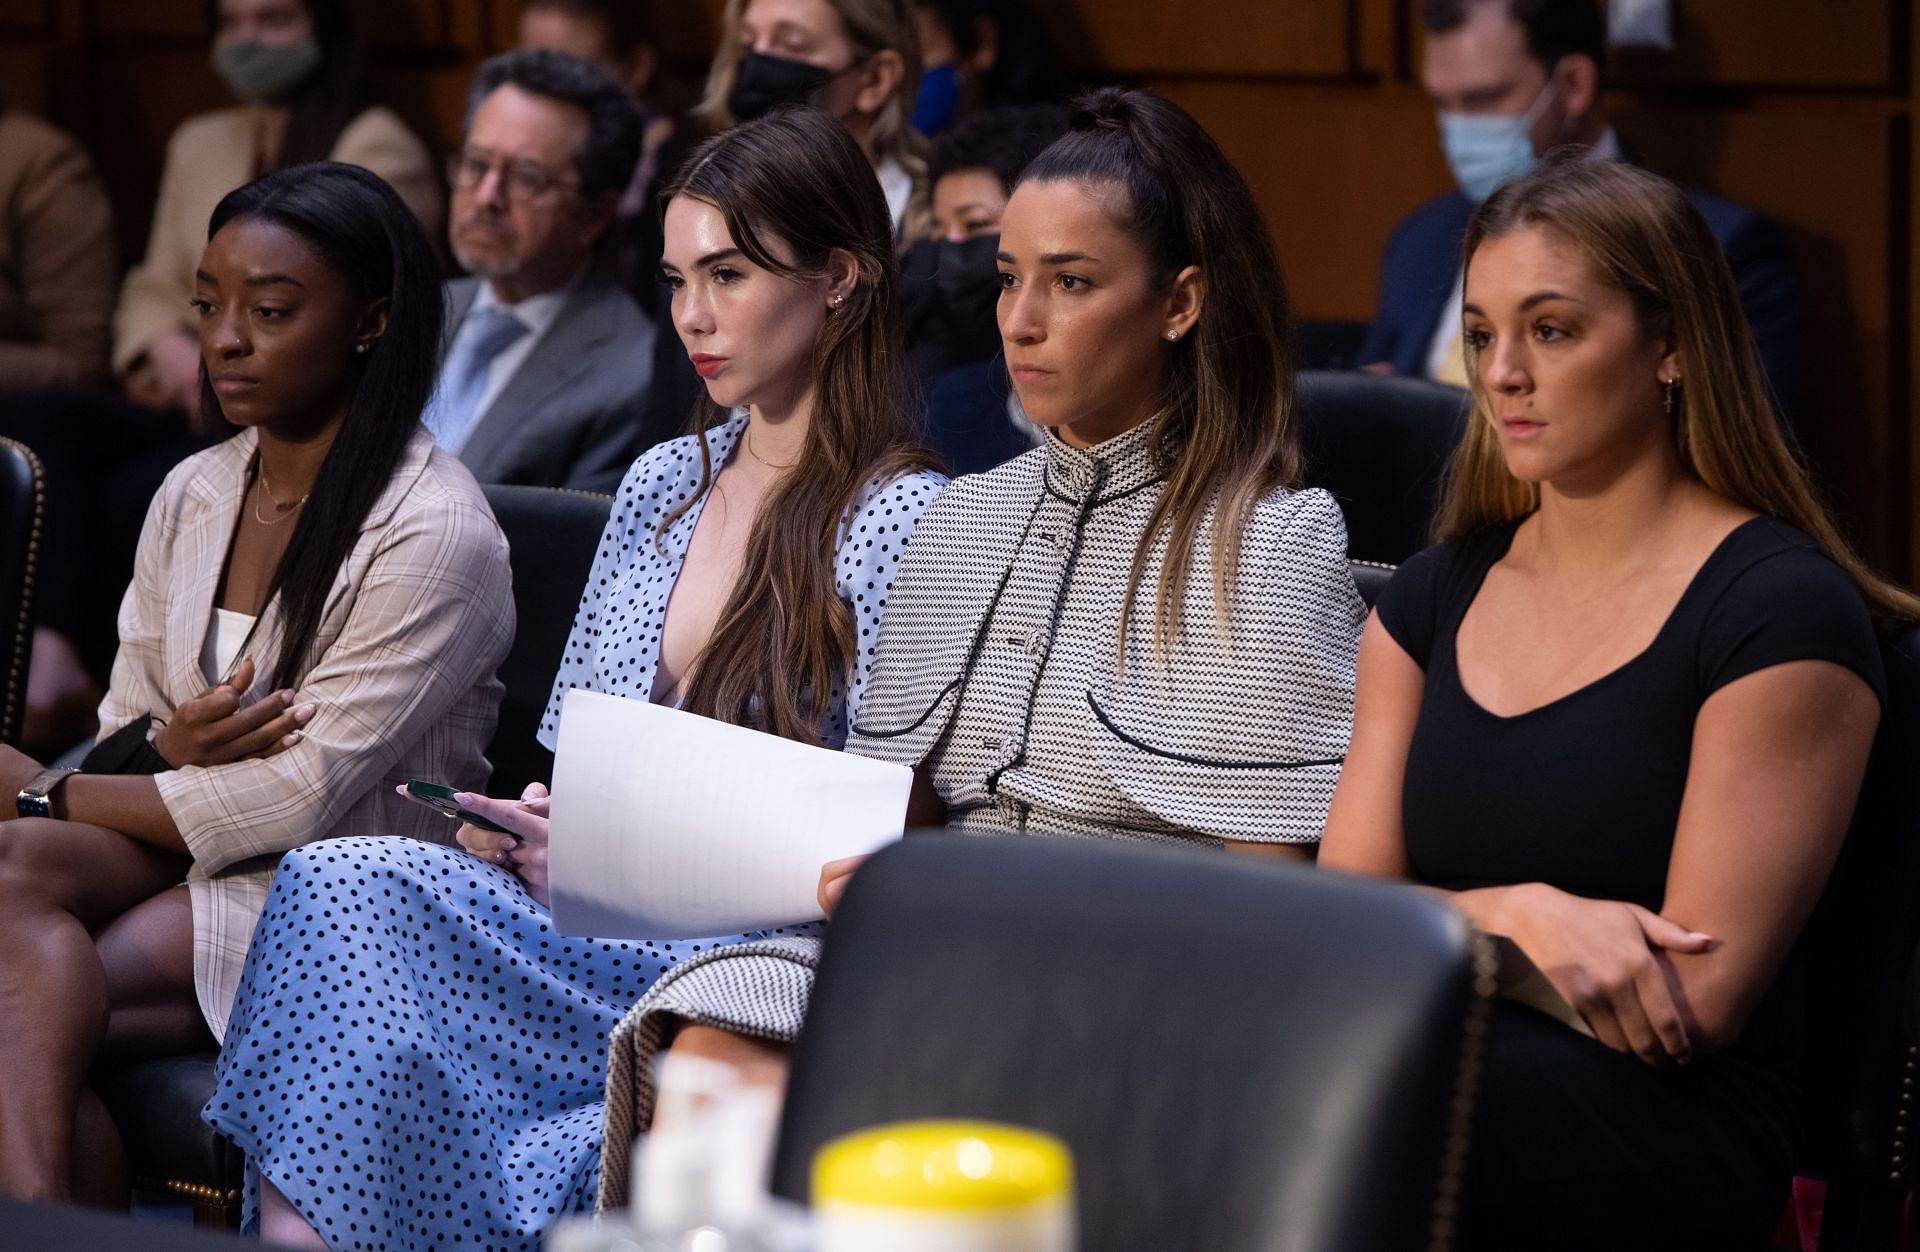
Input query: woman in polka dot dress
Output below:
<box><xmin>203</xmin><ymin>108</ymin><xmax>946</xmax><ymax>1251</ymax></box>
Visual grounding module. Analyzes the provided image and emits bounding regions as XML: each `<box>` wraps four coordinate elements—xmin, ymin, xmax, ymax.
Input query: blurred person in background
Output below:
<box><xmin>1360</xmin><ymin>0</ymin><xmax>1800</xmax><ymax>415</ymax></box>
<box><xmin>516</xmin><ymin>0</ymin><xmax>684</xmax><ymax>310</ymax></box>
<box><xmin>0</xmin><ymin>92</ymin><xmax>115</xmax><ymax>394</ymax></box>
<box><xmin>2</xmin><ymin>0</ymin><xmax>444</xmax><ymax>753</ymax></box>
<box><xmin>117</xmin><ymin>0</ymin><xmax>442</xmax><ymax>419</ymax></box>
<box><xmin>700</xmin><ymin>0</ymin><xmax>930</xmax><ymax>243</ymax></box>
<box><xmin>904</xmin><ymin>102</ymin><xmax>1067</xmax><ymax>474</ymax></box>
<box><xmin>907</xmin><ymin>0</ymin><xmax>1063</xmax><ymax>137</ymax></box>
<box><xmin>429</xmin><ymin>49</ymin><xmax>661</xmax><ymax>492</ymax></box>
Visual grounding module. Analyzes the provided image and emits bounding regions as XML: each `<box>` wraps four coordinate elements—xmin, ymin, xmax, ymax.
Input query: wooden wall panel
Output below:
<box><xmin>1623</xmin><ymin>106</ymin><xmax>1901</xmax><ymax>564</ymax></box>
<box><xmin>0</xmin><ymin>45</ymin><xmax>53</xmax><ymax>114</ymax></box>
<box><xmin>1612</xmin><ymin>0</ymin><xmax>1897</xmax><ymax>90</ymax></box>
<box><xmin>0</xmin><ymin>0</ymin><xmax>54</xmax><ymax>35</ymax></box>
<box><xmin>88</xmin><ymin>0</ymin><xmax>203</xmax><ymax>40</ymax></box>
<box><xmin>1076</xmin><ymin>1</ymin><xmax>1357</xmax><ymax>78</ymax></box>
<box><xmin>1154</xmin><ymin>80</ymin><xmax>1448</xmax><ymax>323</ymax></box>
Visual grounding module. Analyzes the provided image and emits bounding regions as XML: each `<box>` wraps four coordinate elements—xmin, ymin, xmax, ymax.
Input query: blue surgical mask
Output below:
<box><xmin>1437</xmin><ymin>72</ymin><xmax>1561</xmax><ymax>203</ymax></box>
<box><xmin>912</xmin><ymin>65</ymin><xmax>961</xmax><ymax>136</ymax></box>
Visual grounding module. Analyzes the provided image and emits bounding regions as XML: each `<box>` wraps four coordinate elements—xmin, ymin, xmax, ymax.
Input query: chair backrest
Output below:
<box><xmin>480</xmin><ymin>485</ymin><xmax>612</xmax><ymax>800</ymax></box>
<box><xmin>773</xmin><ymin>835</ymin><xmax>1488</xmax><ymax>1252</ymax></box>
<box><xmin>1348</xmin><ymin>558</ymin><xmax>1395</xmax><ymax>609</ymax></box>
<box><xmin>0</xmin><ymin>438</ymin><xmax>44</xmax><ymax>746</ymax></box>
<box><xmin>1299</xmin><ymin>370</ymin><xmax>1469</xmax><ymax>566</ymax></box>
<box><xmin>1793</xmin><ymin>624</ymin><xmax>1920</xmax><ymax>1246</ymax></box>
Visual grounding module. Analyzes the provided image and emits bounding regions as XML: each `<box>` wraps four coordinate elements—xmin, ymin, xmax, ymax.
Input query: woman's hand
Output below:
<box><xmin>153</xmin><ymin>657</ymin><xmax>314</xmax><ymax>768</ymax></box>
<box><xmin>817</xmin><ymin>854</ymin><xmax>869</xmax><ymax>919</ymax></box>
<box><xmin>1486</xmin><ymin>882</ymin><xmax>1717</xmax><ymax>1069</ymax></box>
<box><xmin>451</xmin><ymin>783</ymin><xmax>551</xmax><ymax>906</ymax></box>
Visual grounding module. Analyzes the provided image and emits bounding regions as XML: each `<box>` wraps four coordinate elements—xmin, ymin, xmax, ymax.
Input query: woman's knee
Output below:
<box><xmin>0</xmin><ymin>817</ymin><xmax>87</xmax><ymax>895</ymax></box>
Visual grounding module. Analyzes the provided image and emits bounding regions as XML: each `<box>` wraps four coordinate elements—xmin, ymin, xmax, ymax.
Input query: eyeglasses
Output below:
<box><xmin>447</xmin><ymin>150</ymin><xmax>582</xmax><ymax>203</ymax></box>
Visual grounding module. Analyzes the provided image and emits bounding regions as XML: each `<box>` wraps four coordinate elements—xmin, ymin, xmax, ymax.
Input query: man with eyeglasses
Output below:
<box><xmin>430</xmin><ymin>48</ymin><xmax>663</xmax><ymax>493</ymax></box>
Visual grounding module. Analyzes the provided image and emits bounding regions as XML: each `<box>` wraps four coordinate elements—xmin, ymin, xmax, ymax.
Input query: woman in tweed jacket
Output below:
<box><xmin>592</xmin><ymin>87</ymin><xmax>1368</xmax><ymax>1204</ymax></box>
<box><xmin>0</xmin><ymin>164</ymin><xmax>511</xmax><ymax>1205</ymax></box>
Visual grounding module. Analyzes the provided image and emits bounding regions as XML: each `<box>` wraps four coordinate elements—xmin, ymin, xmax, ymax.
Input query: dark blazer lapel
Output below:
<box><xmin>455</xmin><ymin>281</ymin><xmax>618</xmax><ymax>476</ymax></box>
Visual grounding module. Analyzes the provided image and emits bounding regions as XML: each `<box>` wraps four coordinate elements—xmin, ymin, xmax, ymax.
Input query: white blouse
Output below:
<box><xmin>199</xmin><ymin>607</ymin><xmax>258</xmax><ymax>686</ymax></box>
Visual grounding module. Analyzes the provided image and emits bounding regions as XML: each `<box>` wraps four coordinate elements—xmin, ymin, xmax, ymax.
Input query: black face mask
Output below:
<box><xmin>903</xmin><ymin>233</ymin><xmax>1004</xmax><ymax>376</ymax></box>
<box><xmin>728</xmin><ymin>51</ymin><xmax>834</xmax><ymax>122</ymax></box>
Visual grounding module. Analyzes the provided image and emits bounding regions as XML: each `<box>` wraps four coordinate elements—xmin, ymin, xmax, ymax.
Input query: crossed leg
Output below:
<box><xmin>0</xmin><ymin>816</ymin><xmax>189</xmax><ymax>1201</ymax></box>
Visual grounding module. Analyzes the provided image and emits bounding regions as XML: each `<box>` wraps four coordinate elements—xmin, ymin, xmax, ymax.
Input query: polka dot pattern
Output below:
<box><xmin>538</xmin><ymin>410</ymin><xmax>947</xmax><ymax>750</ymax></box>
<box><xmin>203</xmin><ymin>415</ymin><xmax>946</xmax><ymax>1250</ymax></box>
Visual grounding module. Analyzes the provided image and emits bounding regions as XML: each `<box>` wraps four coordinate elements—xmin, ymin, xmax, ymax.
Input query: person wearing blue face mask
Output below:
<box><xmin>906</xmin><ymin>0</ymin><xmax>1064</xmax><ymax>137</ymax></box>
<box><xmin>1360</xmin><ymin>0</ymin><xmax>1801</xmax><ymax>417</ymax></box>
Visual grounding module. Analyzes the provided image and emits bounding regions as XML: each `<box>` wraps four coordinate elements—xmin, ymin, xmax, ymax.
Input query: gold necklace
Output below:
<box><xmin>744</xmin><ymin>426</ymin><xmax>799</xmax><ymax>471</ymax></box>
<box><xmin>253</xmin><ymin>462</ymin><xmax>311</xmax><ymax>526</ymax></box>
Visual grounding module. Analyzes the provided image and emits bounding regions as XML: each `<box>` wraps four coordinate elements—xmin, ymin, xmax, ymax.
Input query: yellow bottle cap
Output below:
<box><xmin>813</xmin><ymin>1120</ymin><xmax>1074</xmax><ymax>1212</ymax></box>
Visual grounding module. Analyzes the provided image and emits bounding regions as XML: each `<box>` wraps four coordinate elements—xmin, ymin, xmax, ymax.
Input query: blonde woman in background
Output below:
<box><xmin>699</xmin><ymin>0</ymin><xmax>929</xmax><ymax>241</ymax></box>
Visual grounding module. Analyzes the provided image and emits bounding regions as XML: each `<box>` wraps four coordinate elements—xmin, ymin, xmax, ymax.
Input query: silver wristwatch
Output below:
<box><xmin>16</xmin><ymin>767</ymin><xmax>77</xmax><ymax>819</ymax></box>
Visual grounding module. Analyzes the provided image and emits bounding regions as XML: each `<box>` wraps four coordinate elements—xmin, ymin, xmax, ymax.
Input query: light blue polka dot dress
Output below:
<box><xmin>204</xmin><ymin>413</ymin><xmax>945</xmax><ymax>1250</ymax></box>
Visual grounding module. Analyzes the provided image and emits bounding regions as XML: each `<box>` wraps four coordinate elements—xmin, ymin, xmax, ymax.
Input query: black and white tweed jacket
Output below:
<box><xmin>597</xmin><ymin>421</ymin><xmax>1364</xmax><ymax>1206</ymax></box>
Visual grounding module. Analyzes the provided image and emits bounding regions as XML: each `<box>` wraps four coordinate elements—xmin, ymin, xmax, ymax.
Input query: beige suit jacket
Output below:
<box><xmin>99</xmin><ymin>425</ymin><xmax>514</xmax><ymax>1039</ymax></box>
<box><xmin>112</xmin><ymin>104</ymin><xmax>444</xmax><ymax>377</ymax></box>
<box><xmin>0</xmin><ymin>109</ymin><xmax>115</xmax><ymax>390</ymax></box>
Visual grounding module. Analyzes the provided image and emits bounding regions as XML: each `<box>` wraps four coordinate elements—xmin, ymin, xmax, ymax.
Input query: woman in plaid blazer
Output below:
<box><xmin>0</xmin><ymin>162</ymin><xmax>511</xmax><ymax>1206</ymax></box>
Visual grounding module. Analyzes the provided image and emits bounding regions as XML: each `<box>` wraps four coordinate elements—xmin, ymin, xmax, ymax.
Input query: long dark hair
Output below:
<box><xmin>203</xmin><ymin>161</ymin><xmax>444</xmax><ymax>689</ymax></box>
<box><xmin>1018</xmin><ymin>87</ymin><xmax>1301</xmax><ymax>652</ymax></box>
<box><xmin>661</xmin><ymin>106</ymin><xmax>937</xmax><ymax>743</ymax></box>
<box><xmin>206</xmin><ymin>0</ymin><xmax>369</xmax><ymax>167</ymax></box>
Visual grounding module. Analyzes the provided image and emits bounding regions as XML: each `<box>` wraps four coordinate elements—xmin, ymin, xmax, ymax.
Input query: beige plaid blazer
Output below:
<box><xmin>98</xmin><ymin>425</ymin><xmax>514</xmax><ymax>1040</ymax></box>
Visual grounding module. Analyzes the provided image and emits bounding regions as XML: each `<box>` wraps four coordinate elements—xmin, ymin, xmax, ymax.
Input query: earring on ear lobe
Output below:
<box><xmin>831</xmin><ymin>294</ymin><xmax>846</xmax><ymax>308</ymax></box>
<box><xmin>1165</xmin><ymin>330</ymin><xmax>1180</xmax><ymax>342</ymax></box>
<box><xmin>1663</xmin><ymin>376</ymin><xmax>1681</xmax><ymax>417</ymax></box>
<box><xmin>355</xmin><ymin>342</ymin><xmax>370</xmax><ymax>355</ymax></box>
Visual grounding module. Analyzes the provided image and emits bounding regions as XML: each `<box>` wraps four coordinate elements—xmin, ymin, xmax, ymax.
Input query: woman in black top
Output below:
<box><xmin>1320</xmin><ymin>157</ymin><xmax>1920</xmax><ymax>1249</ymax></box>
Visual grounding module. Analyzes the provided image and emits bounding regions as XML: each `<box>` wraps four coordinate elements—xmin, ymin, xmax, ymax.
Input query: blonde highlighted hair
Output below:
<box><xmin>1440</xmin><ymin>156</ymin><xmax>1920</xmax><ymax>623</ymax></box>
<box><xmin>697</xmin><ymin>0</ymin><xmax>929</xmax><ymax>239</ymax></box>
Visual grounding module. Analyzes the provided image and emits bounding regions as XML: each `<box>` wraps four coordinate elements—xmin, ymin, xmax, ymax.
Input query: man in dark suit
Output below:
<box><xmin>431</xmin><ymin>50</ymin><xmax>665</xmax><ymax>494</ymax></box>
<box><xmin>1361</xmin><ymin>0</ymin><xmax>1800</xmax><ymax>411</ymax></box>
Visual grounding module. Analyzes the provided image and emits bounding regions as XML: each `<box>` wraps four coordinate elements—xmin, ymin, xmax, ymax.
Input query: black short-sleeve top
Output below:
<box><xmin>1376</xmin><ymin>515</ymin><xmax>1884</xmax><ymax>912</ymax></box>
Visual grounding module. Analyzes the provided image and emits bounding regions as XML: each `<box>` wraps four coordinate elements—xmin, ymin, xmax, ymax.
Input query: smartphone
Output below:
<box><xmin>404</xmin><ymin>780</ymin><xmax>517</xmax><ymax>836</ymax></box>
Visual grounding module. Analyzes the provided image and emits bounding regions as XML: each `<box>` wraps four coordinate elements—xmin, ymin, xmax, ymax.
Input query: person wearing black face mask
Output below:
<box><xmin>908</xmin><ymin>104</ymin><xmax>1067</xmax><ymax>474</ymax></box>
<box><xmin>727</xmin><ymin>50</ymin><xmax>865</xmax><ymax>121</ymax></box>
<box><xmin>700</xmin><ymin>0</ymin><xmax>929</xmax><ymax>241</ymax></box>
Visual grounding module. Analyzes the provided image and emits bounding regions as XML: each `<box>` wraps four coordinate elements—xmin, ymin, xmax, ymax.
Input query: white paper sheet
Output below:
<box><xmin>547</xmin><ymin>689</ymin><xmax>913</xmax><ymax>940</ymax></box>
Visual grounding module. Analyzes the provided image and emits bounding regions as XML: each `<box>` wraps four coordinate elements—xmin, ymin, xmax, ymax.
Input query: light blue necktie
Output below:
<box><xmin>427</xmin><ymin>305</ymin><xmax>530</xmax><ymax>451</ymax></box>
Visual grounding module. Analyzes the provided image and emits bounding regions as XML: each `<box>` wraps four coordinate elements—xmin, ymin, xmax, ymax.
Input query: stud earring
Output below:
<box><xmin>1165</xmin><ymin>330</ymin><xmax>1180</xmax><ymax>342</ymax></box>
<box><xmin>355</xmin><ymin>342</ymin><xmax>370</xmax><ymax>355</ymax></box>
<box><xmin>1662</xmin><ymin>376</ymin><xmax>1680</xmax><ymax>417</ymax></box>
<box><xmin>831</xmin><ymin>294</ymin><xmax>846</xmax><ymax>308</ymax></box>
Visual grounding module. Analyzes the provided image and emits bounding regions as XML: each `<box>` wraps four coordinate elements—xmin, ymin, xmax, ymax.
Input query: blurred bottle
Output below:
<box><xmin>546</xmin><ymin>1052</ymin><xmax>809</xmax><ymax>1252</ymax></box>
<box><xmin>812</xmin><ymin>1120</ymin><xmax>1074</xmax><ymax>1252</ymax></box>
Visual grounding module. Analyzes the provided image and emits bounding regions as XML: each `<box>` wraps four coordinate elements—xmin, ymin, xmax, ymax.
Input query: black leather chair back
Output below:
<box><xmin>1793</xmin><ymin>625</ymin><xmax>1920</xmax><ymax>1249</ymax></box>
<box><xmin>773</xmin><ymin>835</ymin><xmax>1487</xmax><ymax>1252</ymax></box>
<box><xmin>1299</xmin><ymin>370</ymin><xmax>1469</xmax><ymax>567</ymax></box>
<box><xmin>1348</xmin><ymin>558</ymin><xmax>1394</xmax><ymax>609</ymax></box>
<box><xmin>0</xmin><ymin>437</ymin><xmax>44</xmax><ymax>746</ymax></box>
<box><xmin>481</xmin><ymin>485</ymin><xmax>612</xmax><ymax>800</ymax></box>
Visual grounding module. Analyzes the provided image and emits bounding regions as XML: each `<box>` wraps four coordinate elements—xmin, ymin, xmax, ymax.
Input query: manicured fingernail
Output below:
<box><xmin>282</xmin><ymin>732</ymin><xmax>301</xmax><ymax>746</ymax></box>
<box><xmin>292</xmin><ymin>703</ymin><xmax>315</xmax><ymax>722</ymax></box>
<box><xmin>453</xmin><ymin>792</ymin><xmax>472</xmax><ymax>804</ymax></box>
